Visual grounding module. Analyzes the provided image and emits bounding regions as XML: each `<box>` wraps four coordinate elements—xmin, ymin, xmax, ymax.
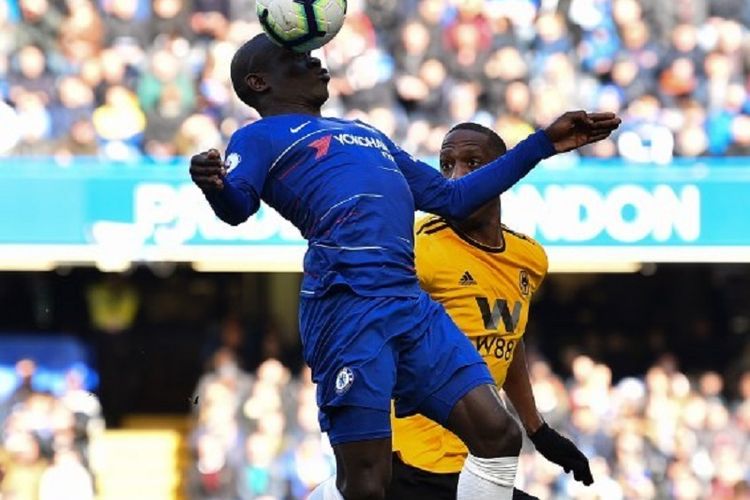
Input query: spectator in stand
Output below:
<box><xmin>15</xmin><ymin>0</ymin><xmax>64</xmax><ymax>53</ymax></box>
<box><xmin>0</xmin><ymin>371</ymin><xmax>100</xmax><ymax>500</ymax></box>
<box><xmin>238</xmin><ymin>431</ymin><xmax>287</xmax><ymax>499</ymax></box>
<box><xmin>12</xmin><ymin>89</ymin><xmax>54</xmax><ymax>155</ymax></box>
<box><xmin>0</xmin><ymin>429</ymin><xmax>48</xmax><ymax>499</ymax></box>
<box><xmin>532</xmin><ymin>12</ymin><xmax>573</xmax><ymax>68</ymax></box>
<box><xmin>198</xmin><ymin>41</ymin><xmax>236</xmax><ymax>121</ymax></box>
<box><xmin>705</xmin><ymin>82</ymin><xmax>747</xmax><ymax>156</ymax></box>
<box><xmin>57</xmin><ymin>369</ymin><xmax>104</xmax><ymax>468</ymax></box>
<box><xmin>190</xmin><ymin>0</ymin><xmax>230</xmax><ymax>40</ymax></box>
<box><xmin>51</xmin><ymin>76</ymin><xmax>96</xmax><ymax>139</ymax></box>
<box><xmin>394</xmin><ymin>20</ymin><xmax>434</xmax><ymax>78</ymax></box>
<box><xmin>0</xmin><ymin>359</ymin><xmax>37</xmax><ymax>430</ymax></box>
<box><xmin>55</xmin><ymin>118</ymin><xmax>99</xmax><ymax>158</ymax></box>
<box><xmin>664</xmin><ymin>23</ymin><xmax>703</xmax><ymax>67</ymax></box>
<box><xmin>442</xmin><ymin>0</ymin><xmax>493</xmax><ymax>82</ymax></box>
<box><xmin>189</xmin><ymin>431</ymin><xmax>239</xmax><ymax>500</ymax></box>
<box><xmin>95</xmin><ymin>47</ymin><xmax>137</xmax><ymax>94</ymax></box>
<box><xmin>483</xmin><ymin>45</ymin><xmax>529</xmax><ymax>109</ymax></box>
<box><xmin>0</xmin><ymin>100</ymin><xmax>21</xmax><ymax>154</ymax></box>
<box><xmin>658</xmin><ymin>57</ymin><xmax>699</xmax><ymax>105</ymax></box>
<box><xmin>0</xmin><ymin>0</ymin><xmax>16</xmax><ymax>70</ymax></box>
<box><xmin>151</xmin><ymin>0</ymin><xmax>194</xmax><ymax>43</ymax></box>
<box><xmin>194</xmin><ymin>348</ymin><xmax>254</xmax><ymax>415</ymax></box>
<box><xmin>103</xmin><ymin>0</ymin><xmax>150</xmax><ymax>48</ymax></box>
<box><xmin>38</xmin><ymin>446</ymin><xmax>95</xmax><ymax>500</ymax></box>
<box><xmin>92</xmin><ymin>84</ymin><xmax>146</xmax><ymax>159</ymax></box>
<box><xmin>284</xmin><ymin>433</ymin><xmax>335</xmax><ymax>498</ymax></box>
<box><xmin>729</xmin><ymin>114</ymin><xmax>750</xmax><ymax>155</ymax></box>
<box><xmin>57</xmin><ymin>0</ymin><xmax>104</xmax><ymax>72</ymax></box>
<box><xmin>174</xmin><ymin>112</ymin><xmax>222</xmax><ymax>156</ymax></box>
<box><xmin>137</xmin><ymin>48</ymin><xmax>195</xmax><ymax>115</ymax></box>
<box><xmin>445</xmin><ymin>80</ymin><xmax>488</xmax><ymax>125</ymax></box>
<box><xmin>9</xmin><ymin>45</ymin><xmax>55</xmax><ymax>103</ymax></box>
<box><xmin>4</xmin><ymin>0</ymin><xmax>750</xmax><ymax>160</ymax></box>
<box><xmin>674</xmin><ymin>123</ymin><xmax>709</xmax><ymax>157</ymax></box>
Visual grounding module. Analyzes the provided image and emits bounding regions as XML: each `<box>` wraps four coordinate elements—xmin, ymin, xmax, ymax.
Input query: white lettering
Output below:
<box><xmin>110</xmin><ymin>183</ymin><xmax>702</xmax><ymax>248</ymax></box>
<box><xmin>504</xmin><ymin>184</ymin><xmax>701</xmax><ymax>243</ymax></box>
<box><xmin>333</xmin><ymin>134</ymin><xmax>388</xmax><ymax>151</ymax></box>
<box><xmin>604</xmin><ymin>185</ymin><xmax>654</xmax><ymax>243</ymax></box>
<box><xmin>652</xmin><ymin>185</ymin><xmax>700</xmax><ymax>242</ymax></box>
<box><xmin>128</xmin><ymin>183</ymin><xmax>304</xmax><ymax>246</ymax></box>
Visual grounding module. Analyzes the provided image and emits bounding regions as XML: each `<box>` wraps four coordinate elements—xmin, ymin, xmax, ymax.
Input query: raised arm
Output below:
<box><xmin>190</xmin><ymin>149</ymin><xmax>261</xmax><ymax>225</ymax></box>
<box><xmin>392</xmin><ymin>111</ymin><xmax>620</xmax><ymax>219</ymax></box>
<box><xmin>393</xmin><ymin>130</ymin><xmax>553</xmax><ymax>219</ymax></box>
<box><xmin>189</xmin><ymin>127</ymin><xmax>272</xmax><ymax>226</ymax></box>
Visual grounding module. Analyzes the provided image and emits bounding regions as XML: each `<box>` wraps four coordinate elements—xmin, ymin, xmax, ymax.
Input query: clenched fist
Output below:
<box><xmin>190</xmin><ymin>149</ymin><xmax>226</xmax><ymax>192</ymax></box>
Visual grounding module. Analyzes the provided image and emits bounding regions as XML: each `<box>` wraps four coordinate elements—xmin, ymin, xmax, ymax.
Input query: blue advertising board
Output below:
<box><xmin>1</xmin><ymin>156</ymin><xmax>749</xmax><ymax>270</ymax></box>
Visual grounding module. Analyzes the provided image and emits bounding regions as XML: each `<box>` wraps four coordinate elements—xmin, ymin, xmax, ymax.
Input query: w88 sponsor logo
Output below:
<box><xmin>473</xmin><ymin>335</ymin><xmax>516</xmax><ymax>361</ymax></box>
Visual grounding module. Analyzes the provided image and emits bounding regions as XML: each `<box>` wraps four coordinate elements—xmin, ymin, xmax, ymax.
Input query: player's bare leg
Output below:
<box><xmin>446</xmin><ymin>384</ymin><xmax>522</xmax><ymax>500</ymax></box>
<box><xmin>309</xmin><ymin>438</ymin><xmax>392</xmax><ymax>500</ymax></box>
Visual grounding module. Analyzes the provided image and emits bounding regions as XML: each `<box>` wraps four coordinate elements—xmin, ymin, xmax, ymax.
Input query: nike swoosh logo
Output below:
<box><xmin>290</xmin><ymin>121</ymin><xmax>311</xmax><ymax>133</ymax></box>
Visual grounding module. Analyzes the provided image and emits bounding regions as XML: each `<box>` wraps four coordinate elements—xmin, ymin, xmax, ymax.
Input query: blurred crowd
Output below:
<box><xmin>188</xmin><ymin>353</ymin><xmax>333</xmax><ymax>500</ymax></box>
<box><xmin>3</xmin><ymin>0</ymin><xmax>750</xmax><ymax>162</ymax></box>
<box><xmin>517</xmin><ymin>354</ymin><xmax>750</xmax><ymax>500</ymax></box>
<box><xmin>0</xmin><ymin>359</ymin><xmax>103</xmax><ymax>500</ymax></box>
<box><xmin>1</xmin><ymin>349</ymin><xmax>747</xmax><ymax>499</ymax></box>
<box><xmin>188</xmin><ymin>350</ymin><xmax>750</xmax><ymax>500</ymax></box>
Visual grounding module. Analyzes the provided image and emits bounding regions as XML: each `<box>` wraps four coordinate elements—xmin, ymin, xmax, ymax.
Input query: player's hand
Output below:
<box><xmin>529</xmin><ymin>423</ymin><xmax>594</xmax><ymax>486</ymax></box>
<box><xmin>190</xmin><ymin>149</ymin><xmax>226</xmax><ymax>192</ymax></box>
<box><xmin>544</xmin><ymin>111</ymin><xmax>621</xmax><ymax>153</ymax></box>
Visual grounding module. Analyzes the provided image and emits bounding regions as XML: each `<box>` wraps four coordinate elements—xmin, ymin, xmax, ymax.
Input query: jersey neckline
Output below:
<box><xmin>444</xmin><ymin>219</ymin><xmax>507</xmax><ymax>254</ymax></box>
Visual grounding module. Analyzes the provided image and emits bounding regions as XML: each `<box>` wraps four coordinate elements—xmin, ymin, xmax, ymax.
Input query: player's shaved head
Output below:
<box><xmin>229</xmin><ymin>33</ymin><xmax>330</xmax><ymax>115</ymax></box>
<box><xmin>448</xmin><ymin>122</ymin><xmax>507</xmax><ymax>158</ymax></box>
<box><xmin>230</xmin><ymin>34</ymin><xmax>278</xmax><ymax>108</ymax></box>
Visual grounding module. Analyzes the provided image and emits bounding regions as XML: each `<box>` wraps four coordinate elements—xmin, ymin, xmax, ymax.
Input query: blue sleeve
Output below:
<box><xmin>389</xmin><ymin>130</ymin><xmax>556</xmax><ymax>220</ymax></box>
<box><xmin>203</xmin><ymin>125</ymin><xmax>273</xmax><ymax>226</ymax></box>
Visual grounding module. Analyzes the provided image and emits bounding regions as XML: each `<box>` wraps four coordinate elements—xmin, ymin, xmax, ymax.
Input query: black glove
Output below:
<box><xmin>529</xmin><ymin>423</ymin><xmax>594</xmax><ymax>485</ymax></box>
<box><xmin>512</xmin><ymin>488</ymin><xmax>540</xmax><ymax>499</ymax></box>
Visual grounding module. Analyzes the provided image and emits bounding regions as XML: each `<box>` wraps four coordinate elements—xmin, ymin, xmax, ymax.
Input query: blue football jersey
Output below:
<box><xmin>205</xmin><ymin>114</ymin><xmax>554</xmax><ymax>297</ymax></box>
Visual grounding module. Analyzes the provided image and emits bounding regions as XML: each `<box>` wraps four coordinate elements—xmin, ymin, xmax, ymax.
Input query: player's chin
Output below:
<box><xmin>313</xmin><ymin>85</ymin><xmax>330</xmax><ymax>106</ymax></box>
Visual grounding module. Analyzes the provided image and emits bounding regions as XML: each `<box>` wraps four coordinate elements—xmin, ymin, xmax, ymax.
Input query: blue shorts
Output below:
<box><xmin>299</xmin><ymin>288</ymin><xmax>493</xmax><ymax>445</ymax></box>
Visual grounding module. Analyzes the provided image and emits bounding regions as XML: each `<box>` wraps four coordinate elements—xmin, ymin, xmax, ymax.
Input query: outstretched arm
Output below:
<box><xmin>504</xmin><ymin>340</ymin><xmax>594</xmax><ymax>486</ymax></box>
<box><xmin>394</xmin><ymin>130</ymin><xmax>554</xmax><ymax>219</ymax></box>
<box><xmin>393</xmin><ymin>111</ymin><xmax>620</xmax><ymax>219</ymax></box>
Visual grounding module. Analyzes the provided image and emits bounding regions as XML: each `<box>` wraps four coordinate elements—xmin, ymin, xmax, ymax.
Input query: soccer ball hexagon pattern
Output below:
<box><xmin>256</xmin><ymin>0</ymin><xmax>348</xmax><ymax>52</ymax></box>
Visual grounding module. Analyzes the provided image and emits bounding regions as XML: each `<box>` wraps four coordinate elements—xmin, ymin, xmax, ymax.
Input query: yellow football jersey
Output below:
<box><xmin>392</xmin><ymin>215</ymin><xmax>548</xmax><ymax>474</ymax></box>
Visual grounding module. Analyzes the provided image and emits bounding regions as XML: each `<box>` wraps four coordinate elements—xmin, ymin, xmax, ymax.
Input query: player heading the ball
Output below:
<box><xmin>190</xmin><ymin>33</ymin><xmax>620</xmax><ymax>500</ymax></box>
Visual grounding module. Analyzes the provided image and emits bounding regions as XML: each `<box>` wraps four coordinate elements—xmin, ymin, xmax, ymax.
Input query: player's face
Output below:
<box><xmin>439</xmin><ymin>129</ymin><xmax>498</xmax><ymax>179</ymax></box>
<box><xmin>265</xmin><ymin>46</ymin><xmax>330</xmax><ymax>107</ymax></box>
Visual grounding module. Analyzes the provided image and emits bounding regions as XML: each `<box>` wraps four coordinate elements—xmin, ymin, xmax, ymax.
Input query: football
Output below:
<box><xmin>256</xmin><ymin>0</ymin><xmax>348</xmax><ymax>53</ymax></box>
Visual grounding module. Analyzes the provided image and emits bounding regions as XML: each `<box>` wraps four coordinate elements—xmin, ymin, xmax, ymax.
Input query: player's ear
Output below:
<box><xmin>245</xmin><ymin>73</ymin><xmax>269</xmax><ymax>93</ymax></box>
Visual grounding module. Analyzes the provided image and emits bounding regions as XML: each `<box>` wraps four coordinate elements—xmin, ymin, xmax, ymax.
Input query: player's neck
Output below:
<box><xmin>260</xmin><ymin>101</ymin><xmax>322</xmax><ymax>117</ymax></box>
<box><xmin>456</xmin><ymin>209</ymin><xmax>503</xmax><ymax>248</ymax></box>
